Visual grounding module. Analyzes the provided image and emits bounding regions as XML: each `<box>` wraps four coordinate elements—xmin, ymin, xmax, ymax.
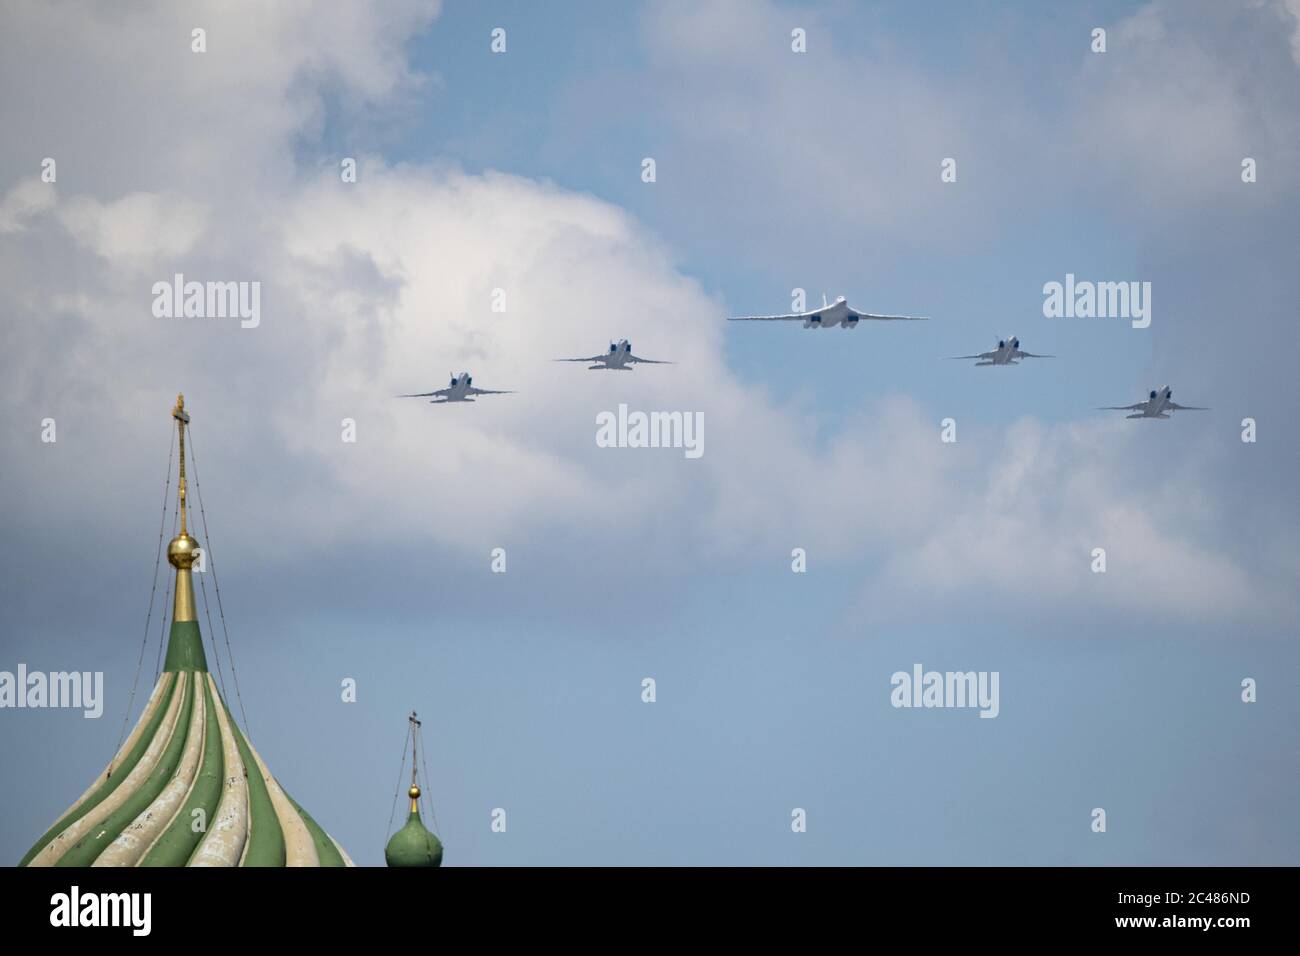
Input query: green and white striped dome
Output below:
<box><xmin>20</xmin><ymin>637</ymin><xmax>352</xmax><ymax>867</ymax></box>
<box><xmin>19</xmin><ymin>395</ymin><xmax>351</xmax><ymax>868</ymax></box>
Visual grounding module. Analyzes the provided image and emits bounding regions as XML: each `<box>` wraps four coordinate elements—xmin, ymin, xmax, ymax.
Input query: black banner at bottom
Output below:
<box><xmin>0</xmin><ymin>865</ymin><xmax>1281</xmax><ymax>942</ymax></box>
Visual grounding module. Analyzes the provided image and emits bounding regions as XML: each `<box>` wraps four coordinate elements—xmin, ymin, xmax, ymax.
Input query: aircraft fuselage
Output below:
<box><xmin>443</xmin><ymin>372</ymin><xmax>476</xmax><ymax>401</ymax></box>
<box><xmin>1133</xmin><ymin>386</ymin><xmax>1174</xmax><ymax>417</ymax></box>
<box><xmin>598</xmin><ymin>341</ymin><xmax>634</xmax><ymax>368</ymax></box>
<box><xmin>980</xmin><ymin>336</ymin><xmax>1023</xmax><ymax>365</ymax></box>
<box><xmin>803</xmin><ymin>299</ymin><xmax>855</xmax><ymax>329</ymax></box>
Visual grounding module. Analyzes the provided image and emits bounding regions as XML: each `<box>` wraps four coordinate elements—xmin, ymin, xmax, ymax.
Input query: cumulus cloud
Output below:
<box><xmin>865</xmin><ymin>418</ymin><xmax>1275</xmax><ymax>624</ymax></box>
<box><xmin>56</xmin><ymin>192</ymin><xmax>210</xmax><ymax>270</ymax></box>
<box><xmin>628</xmin><ymin>0</ymin><xmax>1041</xmax><ymax>252</ymax></box>
<box><xmin>1287</xmin><ymin>0</ymin><xmax>1300</xmax><ymax>64</ymax></box>
<box><xmin>0</xmin><ymin>178</ymin><xmax>55</xmax><ymax>233</ymax></box>
<box><xmin>0</xmin><ymin>0</ymin><xmax>440</xmax><ymax>200</ymax></box>
<box><xmin>1071</xmin><ymin>0</ymin><xmax>1300</xmax><ymax>206</ymax></box>
<box><xmin>0</xmin><ymin>0</ymin><xmax>1291</xmax><ymax>628</ymax></box>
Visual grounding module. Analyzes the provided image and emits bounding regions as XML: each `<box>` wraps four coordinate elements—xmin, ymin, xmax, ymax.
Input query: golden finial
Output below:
<box><xmin>407</xmin><ymin>711</ymin><xmax>423</xmax><ymax>813</ymax></box>
<box><xmin>171</xmin><ymin>393</ymin><xmax>190</xmax><ymax>536</ymax></box>
<box><xmin>166</xmin><ymin>394</ymin><xmax>198</xmax><ymax>621</ymax></box>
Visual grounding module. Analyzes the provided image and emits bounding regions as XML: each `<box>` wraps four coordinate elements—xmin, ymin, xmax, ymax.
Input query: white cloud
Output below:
<box><xmin>865</xmin><ymin>418</ymin><xmax>1272</xmax><ymax>623</ymax></box>
<box><xmin>620</xmin><ymin>0</ymin><xmax>1300</xmax><ymax>266</ymax></box>
<box><xmin>1071</xmin><ymin>0</ymin><xmax>1300</xmax><ymax>205</ymax></box>
<box><xmin>1282</xmin><ymin>0</ymin><xmax>1300</xmax><ymax>65</ymax></box>
<box><xmin>633</xmin><ymin>0</ymin><xmax>1034</xmax><ymax>248</ymax></box>
<box><xmin>0</xmin><ymin>0</ymin><xmax>1289</xmax><ymax>627</ymax></box>
<box><xmin>0</xmin><ymin>0</ymin><xmax>440</xmax><ymax>199</ymax></box>
<box><xmin>0</xmin><ymin>178</ymin><xmax>55</xmax><ymax>233</ymax></box>
<box><xmin>56</xmin><ymin>192</ymin><xmax>210</xmax><ymax>270</ymax></box>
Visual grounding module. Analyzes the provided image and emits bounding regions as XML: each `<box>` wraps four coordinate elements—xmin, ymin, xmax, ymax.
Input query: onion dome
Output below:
<box><xmin>384</xmin><ymin>712</ymin><xmax>443</xmax><ymax>867</ymax></box>
<box><xmin>385</xmin><ymin>785</ymin><xmax>444</xmax><ymax>867</ymax></box>
<box><xmin>19</xmin><ymin>395</ymin><xmax>353</xmax><ymax>868</ymax></box>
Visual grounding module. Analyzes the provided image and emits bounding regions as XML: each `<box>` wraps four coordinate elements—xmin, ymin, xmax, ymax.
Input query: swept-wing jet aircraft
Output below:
<box><xmin>555</xmin><ymin>339</ymin><xmax>671</xmax><ymax>370</ymax></box>
<box><xmin>727</xmin><ymin>294</ymin><xmax>927</xmax><ymax>329</ymax></box>
<box><xmin>398</xmin><ymin>372</ymin><xmax>514</xmax><ymax>403</ymax></box>
<box><xmin>1098</xmin><ymin>386</ymin><xmax>1208</xmax><ymax>419</ymax></box>
<box><xmin>948</xmin><ymin>336</ymin><xmax>1052</xmax><ymax>366</ymax></box>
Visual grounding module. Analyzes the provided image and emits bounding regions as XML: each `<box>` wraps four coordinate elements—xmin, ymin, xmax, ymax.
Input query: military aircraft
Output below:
<box><xmin>1098</xmin><ymin>386</ymin><xmax>1208</xmax><ymax>419</ymax></box>
<box><xmin>948</xmin><ymin>336</ymin><xmax>1053</xmax><ymax>366</ymax></box>
<box><xmin>727</xmin><ymin>294</ymin><xmax>927</xmax><ymax>329</ymax></box>
<box><xmin>555</xmin><ymin>339</ymin><xmax>671</xmax><ymax>370</ymax></box>
<box><xmin>397</xmin><ymin>373</ymin><xmax>514</xmax><ymax>403</ymax></box>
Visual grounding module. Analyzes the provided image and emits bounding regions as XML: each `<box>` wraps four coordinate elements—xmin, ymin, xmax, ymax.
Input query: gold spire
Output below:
<box><xmin>166</xmin><ymin>394</ymin><xmax>199</xmax><ymax>622</ymax></box>
<box><xmin>408</xmin><ymin>711</ymin><xmax>422</xmax><ymax>814</ymax></box>
<box><xmin>384</xmin><ymin>710</ymin><xmax>443</xmax><ymax>866</ymax></box>
<box><xmin>175</xmin><ymin>393</ymin><xmax>189</xmax><ymax>537</ymax></box>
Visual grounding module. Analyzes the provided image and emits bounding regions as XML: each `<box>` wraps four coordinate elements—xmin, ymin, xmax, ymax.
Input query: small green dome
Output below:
<box><xmin>385</xmin><ymin>801</ymin><xmax>443</xmax><ymax>868</ymax></box>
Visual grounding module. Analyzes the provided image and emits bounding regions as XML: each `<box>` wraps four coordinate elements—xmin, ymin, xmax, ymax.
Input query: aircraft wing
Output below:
<box><xmin>1098</xmin><ymin>403</ymin><xmax>1146</xmax><ymax>410</ymax></box>
<box><xmin>554</xmin><ymin>356</ymin><xmax>606</xmax><ymax>363</ymax></box>
<box><xmin>467</xmin><ymin>387</ymin><xmax>515</xmax><ymax>396</ymax></box>
<box><xmin>947</xmin><ymin>351</ymin><xmax>995</xmax><ymax>361</ymax></box>
<box><xmin>398</xmin><ymin>388</ymin><xmax>451</xmax><ymax>399</ymax></box>
<box><xmin>1167</xmin><ymin>402</ymin><xmax>1208</xmax><ymax>411</ymax></box>
<box><xmin>1015</xmin><ymin>350</ymin><xmax>1053</xmax><ymax>358</ymax></box>
<box><xmin>847</xmin><ymin>309</ymin><xmax>928</xmax><ymax>321</ymax></box>
<box><xmin>726</xmin><ymin>309</ymin><xmax>809</xmax><ymax>321</ymax></box>
<box><xmin>628</xmin><ymin>354</ymin><xmax>672</xmax><ymax>364</ymax></box>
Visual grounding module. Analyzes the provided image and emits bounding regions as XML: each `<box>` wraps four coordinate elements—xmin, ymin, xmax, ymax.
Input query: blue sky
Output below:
<box><xmin>1</xmin><ymin>0</ymin><xmax>1297</xmax><ymax>866</ymax></box>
